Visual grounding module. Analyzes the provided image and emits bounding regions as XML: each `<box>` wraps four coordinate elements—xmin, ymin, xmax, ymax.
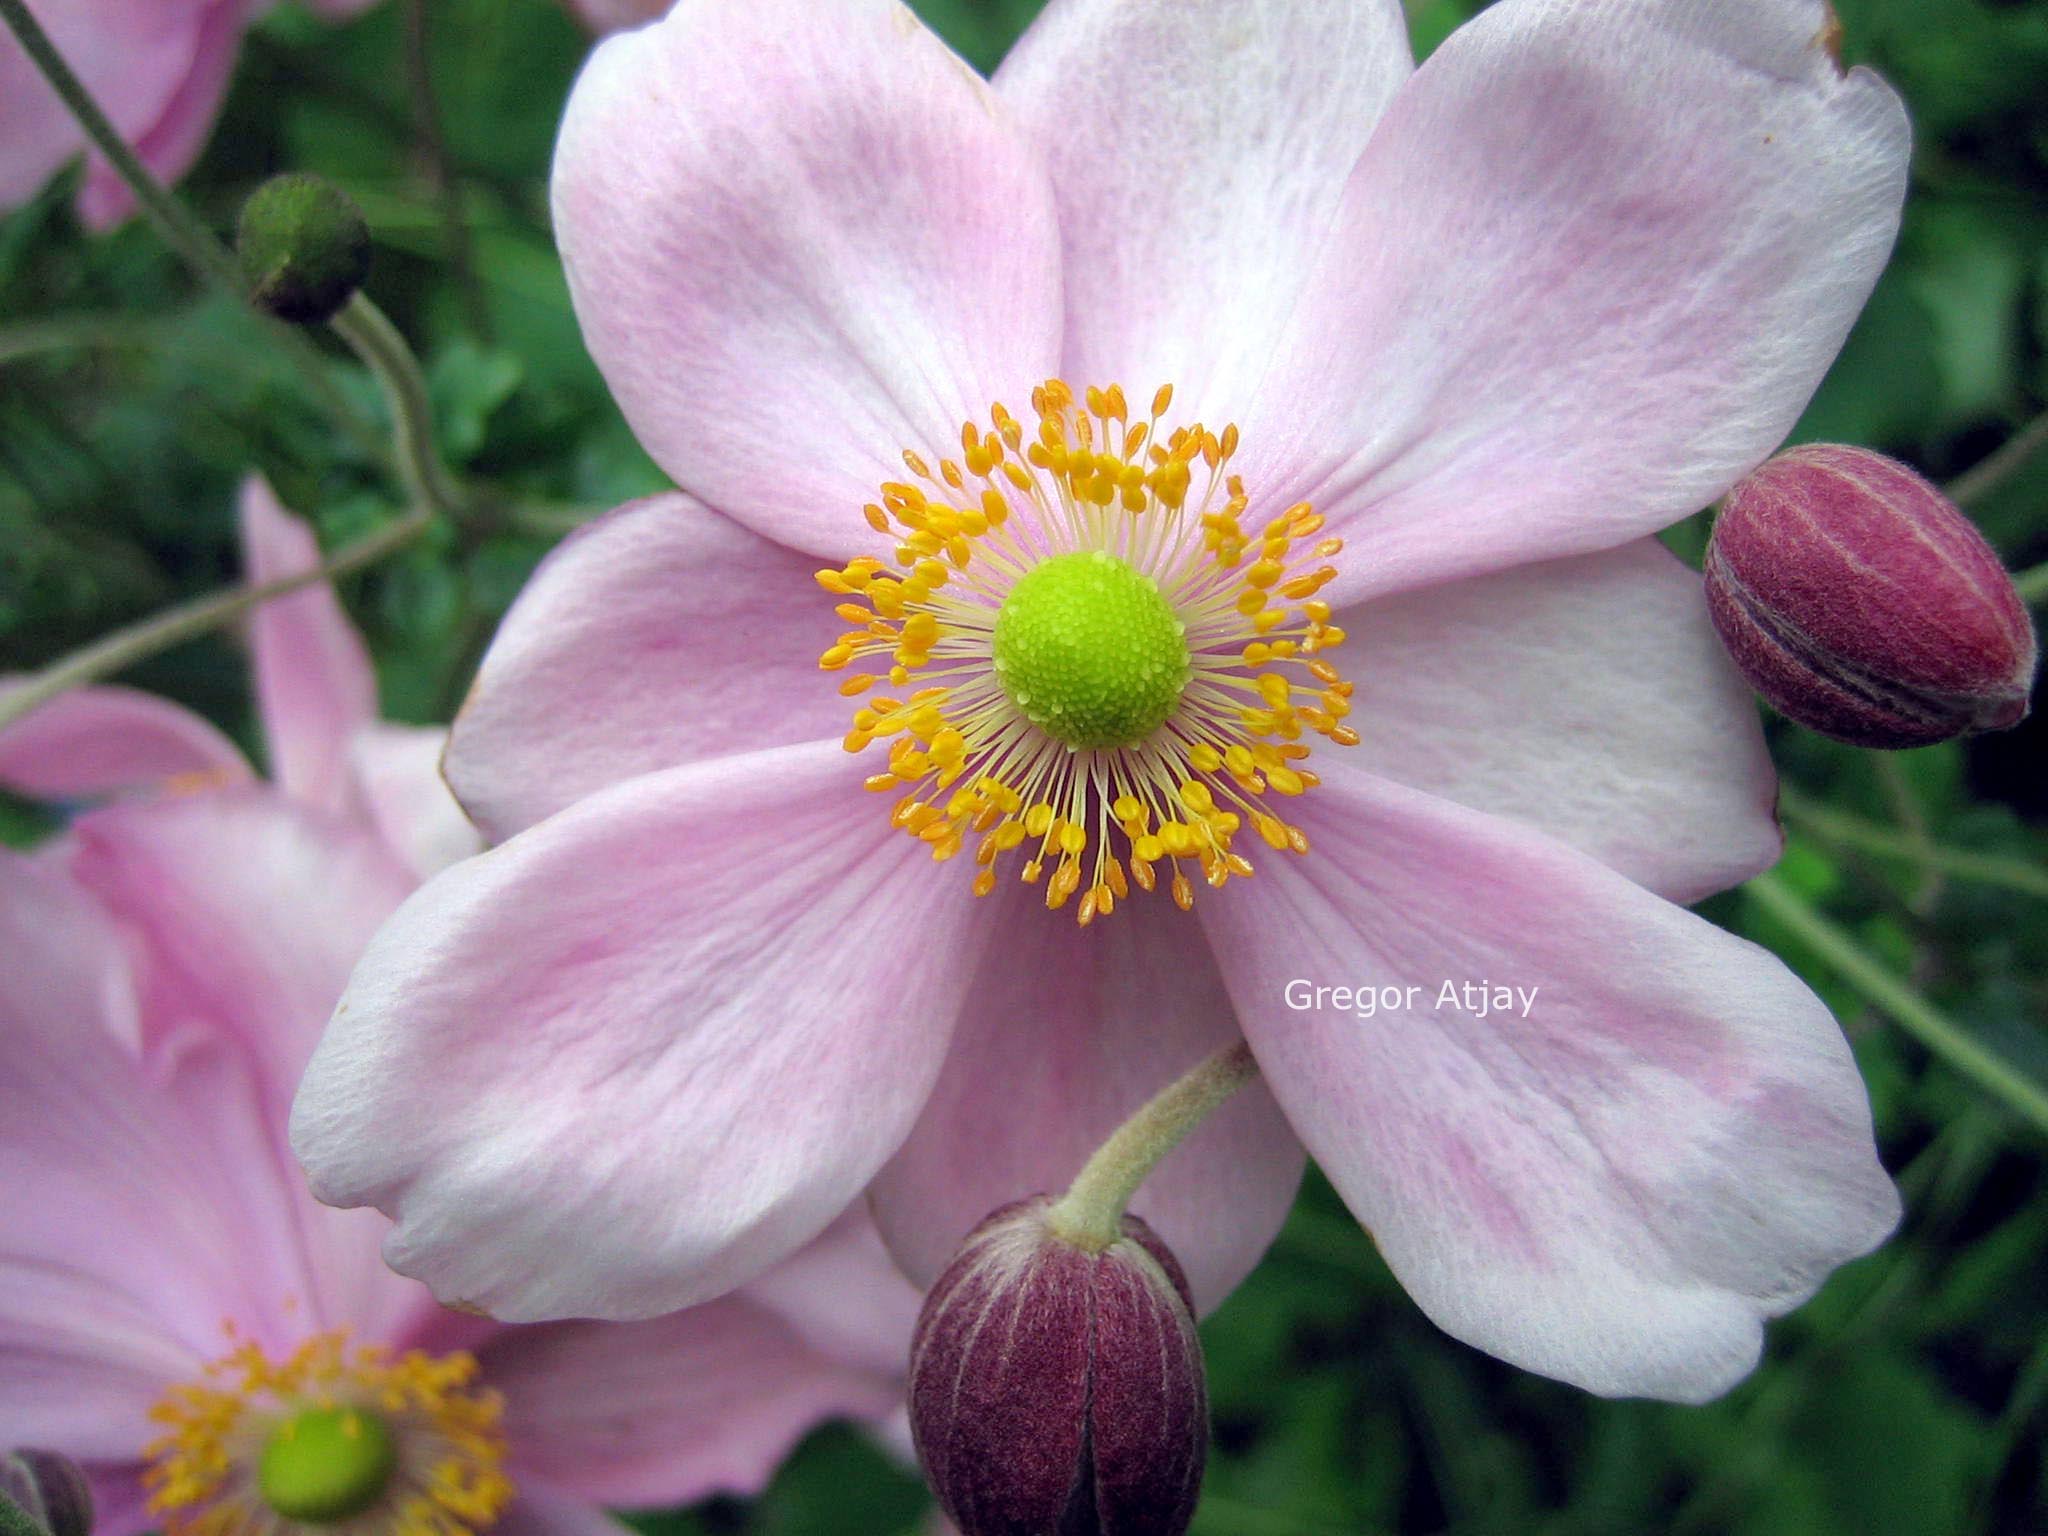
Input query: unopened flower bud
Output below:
<box><xmin>1705</xmin><ymin>445</ymin><xmax>2037</xmax><ymax>748</ymax></box>
<box><xmin>237</xmin><ymin>174</ymin><xmax>371</xmax><ymax>324</ymax></box>
<box><xmin>0</xmin><ymin>1450</ymin><xmax>92</xmax><ymax>1536</ymax></box>
<box><xmin>909</xmin><ymin>1197</ymin><xmax>1206</xmax><ymax>1536</ymax></box>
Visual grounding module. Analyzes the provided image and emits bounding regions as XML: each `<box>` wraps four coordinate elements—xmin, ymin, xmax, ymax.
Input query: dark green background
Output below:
<box><xmin>2</xmin><ymin>1</ymin><xmax>2045</xmax><ymax>1532</ymax></box>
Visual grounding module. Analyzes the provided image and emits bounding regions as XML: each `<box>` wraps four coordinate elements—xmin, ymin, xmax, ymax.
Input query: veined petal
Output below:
<box><xmin>75</xmin><ymin>0</ymin><xmax>241</xmax><ymax>229</ymax></box>
<box><xmin>485</xmin><ymin>1296</ymin><xmax>897</xmax><ymax>1508</ymax></box>
<box><xmin>349</xmin><ymin>722</ymin><xmax>482</xmax><ymax>880</ymax></box>
<box><xmin>0</xmin><ymin>856</ymin><xmax>335</xmax><ymax>1454</ymax></box>
<box><xmin>445</xmin><ymin>495</ymin><xmax>845</xmax><ymax>842</ymax></box>
<box><xmin>292</xmin><ymin>741</ymin><xmax>992</xmax><ymax>1322</ymax></box>
<box><xmin>1326</xmin><ymin>539</ymin><xmax>1781</xmax><ymax>904</ymax></box>
<box><xmin>871</xmin><ymin>881</ymin><xmax>1301</xmax><ymax>1315</ymax></box>
<box><xmin>1238</xmin><ymin>0</ymin><xmax>1910</xmax><ymax>605</ymax></box>
<box><xmin>0</xmin><ymin>684</ymin><xmax>251</xmax><ymax>802</ymax></box>
<box><xmin>995</xmin><ymin>0</ymin><xmax>1411</xmax><ymax>426</ymax></box>
<box><xmin>739</xmin><ymin>1204</ymin><xmax>921</xmax><ymax>1385</ymax></box>
<box><xmin>1200</xmin><ymin>761</ymin><xmax>1897</xmax><ymax>1402</ymax></box>
<box><xmin>552</xmin><ymin>0</ymin><xmax>1061</xmax><ymax>560</ymax></box>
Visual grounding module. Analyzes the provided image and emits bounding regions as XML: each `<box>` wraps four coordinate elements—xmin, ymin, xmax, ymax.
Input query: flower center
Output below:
<box><xmin>259</xmin><ymin>1408</ymin><xmax>396</xmax><ymax>1524</ymax></box>
<box><xmin>816</xmin><ymin>379</ymin><xmax>1357</xmax><ymax>924</ymax></box>
<box><xmin>146</xmin><ymin>1330</ymin><xmax>513</xmax><ymax>1536</ymax></box>
<box><xmin>991</xmin><ymin>551</ymin><xmax>1189</xmax><ymax>749</ymax></box>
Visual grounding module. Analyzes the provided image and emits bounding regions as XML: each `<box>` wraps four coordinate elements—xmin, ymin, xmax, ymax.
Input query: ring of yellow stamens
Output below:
<box><xmin>817</xmin><ymin>379</ymin><xmax>1358</xmax><ymax>925</ymax></box>
<box><xmin>146</xmin><ymin>1330</ymin><xmax>512</xmax><ymax>1536</ymax></box>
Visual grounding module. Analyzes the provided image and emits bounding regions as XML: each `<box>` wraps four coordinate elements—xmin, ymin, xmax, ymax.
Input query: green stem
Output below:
<box><xmin>0</xmin><ymin>510</ymin><xmax>432</xmax><ymax>735</ymax></box>
<box><xmin>0</xmin><ymin>314</ymin><xmax>173</xmax><ymax>365</ymax></box>
<box><xmin>401</xmin><ymin>0</ymin><xmax>489</xmax><ymax>340</ymax></box>
<box><xmin>1046</xmin><ymin>1040</ymin><xmax>1260</xmax><ymax>1251</ymax></box>
<box><xmin>329</xmin><ymin>293</ymin><xmax>464</xmax><ymax>516</ymax></box>
<box><xmin>1778</xmin><ymin>788</ymin><xmax>2048</xmax><ymax>898</ymax></box>
<box><xmin>0</xmin><ymin>0</ymin><xmax>382</xmax><ymax>463</ymax></box>
<box><xmin>1747</xmin><ymin>872</ymin><xmax>2048</xmax><ymax>1138</ymax></box>
<box><xmin>1947</xmin><ymin>408</ymin><xmax>2048</xmax><ymax>509</ymax></box>
<box><xmin>2015</xmin><ymin>562</ymin><xmax>2048</xmax><ymax>606</ymax></box>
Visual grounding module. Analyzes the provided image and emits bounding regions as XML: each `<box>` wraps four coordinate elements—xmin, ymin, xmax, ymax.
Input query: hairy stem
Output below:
<box><xmin>1047</xmin><ymin>1040</ymin><xmax>1261</xmax><ymax>1250</ymax></box>
<box><xmin>0</xmin><ymin>0</ymin><xmax>381</xmax><ymax>462</ymax></box>
<box><xmin>1778</xmin><ymin>787</ymin><xmax>2048</xmax><ymax>899</ymax></box>
<box><xmin>0</xmin><ymin>510</ymin><xmax>431</xmax><ymax>733</ymax></box>
<box><xmin>1747</xmin><ymin>872</ymin><xmax>2048</xmax><ymax>1139</ymax></box>
<box><xmin>330</xmin><ymin>292</ymin><xmax>465</xmax><ymax>515</ymax></box>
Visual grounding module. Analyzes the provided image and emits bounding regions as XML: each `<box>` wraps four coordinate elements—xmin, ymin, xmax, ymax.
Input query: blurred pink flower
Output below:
<box><xmin>0</xmin><ymin>0</ymin><xmax>376</xmax><ymax>228</ymax></box>
<box><xmin>295</xmin><ymin>0</ymin><xmax>1911</xmax><ymax>1402</ymax></box>
<box><xmin>0</xmin><ymin>484</ymin><xmax>919</xmax><ymax>1536</ymax></box>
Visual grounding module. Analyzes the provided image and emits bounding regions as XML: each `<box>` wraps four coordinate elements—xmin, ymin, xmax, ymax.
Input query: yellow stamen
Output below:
<box><xmin>145</xmin><ymin>1331</ymin><xmax>512</xmax><ymax>1536</ymax></box>
<box><xmin>817</xmin><ymin>378</ymin><xmax>1357</xmax><ymax>922</ymax></box>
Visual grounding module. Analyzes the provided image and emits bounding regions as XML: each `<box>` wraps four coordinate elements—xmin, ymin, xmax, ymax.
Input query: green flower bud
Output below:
<box><xmin>1</xmin><ymin>1450</ymin><xmax>93</xmax><ymax>1536</ymax></box>
<box><xmin>237</xmin><ymin>174</ymin><xmax>372</xmax><ymax>324</ymax></box>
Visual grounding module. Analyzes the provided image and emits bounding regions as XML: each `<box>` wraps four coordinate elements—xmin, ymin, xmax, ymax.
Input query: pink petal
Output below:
<box><xmin>349</xmin><ymin>723</ymin><xmax>482</xmax><ymax>879</ymax></box>
<box><xmin>0</xmin><ymin>855</ymin><xmax>323</xmax><ymax>1454</ymax></box>
<box><xmin>75</xmin><ymin>0</ymin><xmax>241</xmax><ymax>230</ymax></box>
<box><xmin>561</xmin><ymin>0</ymin><xmax>668</xmax><ymax>32</ymax></box>
<box><xmin>486</xmin><ymin>1296</ymin><xmax>897</xmax><ymax>1508</ymax></box>
<box><xmin>292</xmin><ymin>741</ymin><xmax>992</xmax><ymax>1322</ymax></box>
<box><xmin>740</xmin><ymin>1205</ymin><xmax>922</xmax><ymax>1384</ymax></box>
<box><xmin>1199</xmin><ymin>762</ymin><xmax>1897</xmax><ymax>1401</ymax></box>
<box><xmin>995</xmin><ymin>0</ymin><xmax>1411</xmax><ymax>426</ymax></box>
<box><xmin>1327</xmin><ymin>539</ymin><xmax>1781</xmax><ymax>904</ymax></box>
<box><xmin>445</xmin><ymin>495</ymin><xmax>846</xmax><ymax>842</ymax></box>
<box><xmin>239</xmin><ymin>476</ymin><xmax>380</xmax><ymax>820</ymax></box>
<box><xmin>0</xmin><ymin>0</ymin><xmax>214</xmax><ymax>215</ymax></box>
<box><xmin>871</xmin><ymin>883</ymin><xmax>1302</xmax><ymax>1315</ymax></box>
<box><xmin>0</xmin><ymin>684</ymin><xmax>251</xmax><ymax>802</ymax></box>
<box><xmin>486</xmin><ymin>1488</ymin><xmax>627</xmax><ymax>1536</ymax></box>
<box><xmin>551</xmin><ymin>0</ymin><xmax>1061</xmax><ymax>560</ymax></box>
<box><xmin>60</xmin><ymin>791</ymin><xmax>428</xmax><ymax>1348</ymax></box>
<box><xmin>1237</xmin><ymin>0</ymin><xmax>1910</xmax><ymax>605</ymax></box>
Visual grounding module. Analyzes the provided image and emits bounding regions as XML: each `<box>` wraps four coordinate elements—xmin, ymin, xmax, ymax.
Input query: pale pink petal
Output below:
<box><xmin>0</xmin><ymin>855</ymin><xmax>330</xmax><ymax>1454</ymax></box>
<box><xmin>740</xmin><ymin>1205</ymin><xmax>921</xmax><ymax>1383</ymax></box>
<box><xmin>61</xmin><ymin>792</ymin><xmax>428</xmax><ymax>1349</ymax></box>
<box><xmin>81</xmin><ymin>1469</ymin><xmax>154</xmax><ymax>1536</ymax></box>
<box><xmin>562</xmin><ymin>0</ymin><xmax>667</xmax><ymax>32</ymax></box>
<box><xmin>487</xmin><ymin>1297</ymin><xmax>896</xmax><ymax>1507</ymax></box>
<box><xmin>1237</xmin><ymin>0</ymin><xmax>1911</xmax><ymax>605</ymax></box>
<box><xmin>0</xmin><ymin>684</ymin><xmax>251</xmax><ymax>802</ymax></box>
<box><xmin>75</xmin><ymin>0</ymin><xmax>242</xmax><ymax>229</ymax></box>
<box><xmin>445</xmin><ymin>495</ymin><xmax>845</xmax><ymax>842</ymax></box>
<box><xmin>0</xmin><ymin>0</ymin><xmax>214</xmax><ymax>214</ymax></box>
<box><xmin>995</xmin><ymin>0</ymin><xmax>1410</xmax><ymax>425</ymax></box>
<box><xmin>239</xmin><ymin>476</ymin><xmax>380</xmax><ymax>819</ymax></box>
<box><xmin>1327</xmin><ymin>539</ymin><xmax>1781</xmax><ymax>904</ymax></box>
<box><xmin>1199</xmin><ymin>762</ymin><xmax>1897</xmax><ymax>1401</ymax></box>
<box><xmin>871</xmin><ymin>883</ymin><xmax>1301</xmax><ymax>1315</ymax></box>
<box><xmin>487</xmin><ymin>1487</ymin><xmax>627</xmax><ymax>1536</ymax></box>
<box><xmin>349</xmin><ymin>723</ymin><xmax>482</xmax><ymax>878</ymax></box>
<box><xmin>552</xmin><ymin>0</ymin><xmax>1061</xmax><ymax>560</ymax></box>
<box><xmin>292</xmin><ymin>741</ymin><xmax>992</xmax><ymax>1322</ymax></box>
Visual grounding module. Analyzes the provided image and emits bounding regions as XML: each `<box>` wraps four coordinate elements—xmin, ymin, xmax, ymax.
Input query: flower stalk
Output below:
<box><xmin>1047</xmin><ymin>1039</ymin><xmax>1260</xmax><ymax>1251</ymax></box>
<box><xmin>0</xmin><ymin>0</ymin><xmax>381</xmax><ymax>463</ymax></box>
<box><xmin>1746</xmin><ymin>872</ymin><xmax>2048</xmax><ymax>1138</ymax></box>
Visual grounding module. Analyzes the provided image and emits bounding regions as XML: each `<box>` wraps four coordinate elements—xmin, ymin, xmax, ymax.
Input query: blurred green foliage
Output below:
<box><xmin>2</xmin><ymin>0</ymin><xmax>2046</xmax><ymax>1533</ymax></box>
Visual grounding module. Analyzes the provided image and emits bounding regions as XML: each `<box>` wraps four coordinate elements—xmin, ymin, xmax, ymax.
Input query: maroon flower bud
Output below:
<box><xmin>1</xmin><ymin>1451</ymin><xmax>93</xmax><ymax>1536</ymax></box>
<box><xmin>908</xmin><ymin>1197</ymin><xmax>1207</xmax><ymax>1536</ymax></box>
<box><xmin>1705</xmin><ymin>445</ymin><xmax>2037</xmax><ymax>748</ymax></box>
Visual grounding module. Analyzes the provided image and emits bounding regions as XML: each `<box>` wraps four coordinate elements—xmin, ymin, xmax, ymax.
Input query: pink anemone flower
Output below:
<box><xmin>293</xmin><ymin>0</ymin><xmax>1909</xmax><ymax>1403</ymax></box>
<box><xmin>0</xmin><ymin>0</ymin><xmax>377</xmax><ymax>228</ymax></box>
<box><xmin>0</xmin><ymin>484</ymin><xmax>919</xmax><ymax>1536</ymax></box>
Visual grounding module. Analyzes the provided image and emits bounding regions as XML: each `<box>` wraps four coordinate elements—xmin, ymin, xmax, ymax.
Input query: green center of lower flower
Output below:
<box><xmin>257</xmin><ymin>1406</ymin><xmax>396</xmax><ymax>1524</ymax></box>
<box><xmin>992</xmin><ymin>550</ymin><xmax>1190</xmax><ymax>749</ymax></box>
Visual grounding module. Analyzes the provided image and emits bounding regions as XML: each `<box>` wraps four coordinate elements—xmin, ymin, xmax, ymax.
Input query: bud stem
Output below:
<box><xmin>329</xmin><ymin>293</ymin><xmax>465</xmax><ymax>517</ymax></box>
<box><xmin>2014</xmin><ymin>562</ymin><xmax>2048</xmax><ymax>607</ymax></box>
<box><xmin>1746</xmin><ymin>872</ymin><xmax>2048</xmax><ymax>1138</ymax></box>
<box><xmin>0</xmin><ymin>0</ymin><xmax>381</xmax><ymax>465</ymax></box>
<box><xmin>1047</xmin><ymin>1040</ymin><xmax>1260</xmax><ymax>1251</ymax></box>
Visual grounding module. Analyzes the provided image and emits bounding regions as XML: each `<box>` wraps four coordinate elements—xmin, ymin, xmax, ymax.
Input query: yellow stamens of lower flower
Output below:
<box><xmin>146</xmin><ymin>1331</ymin><xmax>512</xmax><ymax>1536</ymax></box>
<box><xmin>818</xmin><ymin>379</ymin><xmax>1358</xmax><ymax>923</ymax></box>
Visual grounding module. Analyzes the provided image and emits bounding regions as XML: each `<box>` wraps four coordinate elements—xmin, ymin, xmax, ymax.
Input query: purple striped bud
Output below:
<box><xmin>908</xmin><ymin>1198</ymin><xmax>1206</xmax><ymax>1536</ymax></box>
<box><xmin>1705</xmin><ymin>445</ymin><xmax>2036</xmax><ymax>748</ymax></box>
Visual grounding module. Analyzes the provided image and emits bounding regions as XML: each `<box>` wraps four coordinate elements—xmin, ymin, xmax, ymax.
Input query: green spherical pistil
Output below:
<box><xmin>992</xmin><ymin>551</ymin><xmax>1190</xmax><ymax>749</ymax></box>
<box><xmin>257</xmin><ymin>1407</ymin><xmax>397</xmax><ymax>1525</ymax></box>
